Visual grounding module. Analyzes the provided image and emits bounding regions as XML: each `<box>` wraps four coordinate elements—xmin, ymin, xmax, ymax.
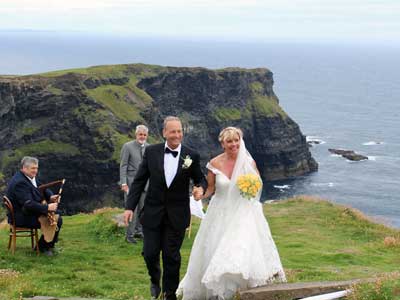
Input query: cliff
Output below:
<box><xmin>0</xmin><ymin>64</ymin><xmax>317</xmax><ymax>213</ymax></box>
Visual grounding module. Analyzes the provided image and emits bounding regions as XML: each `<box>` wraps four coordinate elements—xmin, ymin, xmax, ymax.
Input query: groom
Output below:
<box><xmin>124</xmin><ymin>116</ymin><xmax>207</xmax><ymax>300</ymax></box>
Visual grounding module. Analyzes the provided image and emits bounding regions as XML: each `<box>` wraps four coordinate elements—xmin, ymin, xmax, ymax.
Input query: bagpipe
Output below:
<box><xmin>38</xmin><ymin>179</ymin><xmax>66</xmax><ymax>242</ymax></box>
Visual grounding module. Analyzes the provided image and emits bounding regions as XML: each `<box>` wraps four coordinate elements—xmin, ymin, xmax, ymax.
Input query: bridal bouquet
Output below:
<box><xmin>236</xmin><ymin>174</ymin><xmax>262</xmax><ymax>200</ymax></box>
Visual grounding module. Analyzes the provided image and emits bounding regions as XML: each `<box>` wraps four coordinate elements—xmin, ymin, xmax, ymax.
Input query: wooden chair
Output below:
<box><xmin>2</xmin><ymin>195</ymin><xmax>39</xmax><ymax>255</ymax></box>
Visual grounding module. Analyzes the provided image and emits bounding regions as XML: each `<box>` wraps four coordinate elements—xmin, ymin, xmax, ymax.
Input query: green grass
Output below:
<box><xmin>215</xmin><ymin>67</ymin><xmax>271</xmax><ymax>74</ymax></box>
<box><xmin>127</xmin><ymin>76</ymin><xmax>153</xmax><ymax>106</ymax></box>
<box><xmin>14</xmin><ymin>117</ymin><xmax>51</xmax><ymax>140</ymax></box>
<box><xmin>208</xmin><ymin>80</ymin><xmax>288</xmax><ymax>121</ymax></box>
<box><xmin>1</xmin><ymin>140</ymin><xmax>81</xmax><ymax>170</ymax></box>
<box><xmin>250</xmin><ymin>82</ymin><xmax>264</xmax><ymax>93</ymax></box>
<box><xmin>39</xmin><ymin>63</ymin><xmax>165</xmax><ymax>79</ymax></box>
<box><xmin>249</xmin><ymin>94</ymin><xmax>287</xmax><ymax>119</ymax></box>
<box><xmin>41</xmin><ymin>64</ymin><xmax>131</xmax><ymax>78</ymax></box>
<box><xmin>268</xmin><ymin>197</ymin><xmax>400</xmax><ymax>281</ymax></box>
<box><xmin>1</xmin><ymin>197</ymin><xmax>399</xmax><ymax>299</ymax></box>
<box><xmin>86</xmin><ymin>85</ymin><xmax>144</xmax><ymax>123</ymax></box>
<box><xmin>20</xmin><ymin>125</ymin><xmax>41</xmax><ymax>136</ymax></box>
<box><xmin>347</xmin><ymin>274</ymin><xmax>400</xmax><ymax>300</ymax></box>
<box><xmin>248</xmin><ymin>80</ymin><xmax>287</xmax><ymax>118</ymax></box>
<box><xmin>0</xmin><ymin>193</ymin><xmax>5</xmax><ymax>223</ymax></box>
<box><xmin>212</xmin><ymin>107</ymin><xmax>242</xmax><ymax>122</ymax></box>
<box><xmin>46</xmin><ymin>86</ymin><xmax>65</xmax><ymax>95</ymax></box>
<box><xmin>73</xmin><ymin>69</ymin><xmax>154</xmax><ymax>125</ymax></box>
<box><xmin>17</xmin><ymin>140</ymin><xmax>80</xmax><ymax>156</ymax></box>
<box><xmin>211</xmin><ymin>97</ymin><xmax>287</xmax><ymax>122</ymax></box>
<box><xmin>38</xmin><ymin>64</ymin><xmax>267</xmax><ymax>79</ymax></box>
<box><xmin>0</xmin><ymin>208</ymin><xmax>149</xmax><ymax>300</ymax></box>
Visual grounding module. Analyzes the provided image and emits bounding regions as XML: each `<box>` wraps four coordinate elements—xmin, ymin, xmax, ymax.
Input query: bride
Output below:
<box><xmin>177</xmin><ymin>127</ymin><xmax>286</xmax><ymax>300</ymax></box>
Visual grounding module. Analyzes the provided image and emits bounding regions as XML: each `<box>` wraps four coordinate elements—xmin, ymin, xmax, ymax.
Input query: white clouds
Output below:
<box><xmin>0</xmin><ymin>0</ymin><xmax>399</xmax><ymax>41</ymax></box>
<box><xmin>1</xmin><ymin>0</ymin><xmax>258</xmax><ymax>10</ymax></box>
<box><xmin>2</xmin><ymin>0</ymin><xmax>400</xmax><ymax>11</ymax></box>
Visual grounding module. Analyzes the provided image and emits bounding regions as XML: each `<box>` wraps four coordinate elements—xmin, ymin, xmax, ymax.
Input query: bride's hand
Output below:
<box><xmin>192</xmin><ymin>186</ymin><xmax>203</xmax><ymax>201</ymax></box>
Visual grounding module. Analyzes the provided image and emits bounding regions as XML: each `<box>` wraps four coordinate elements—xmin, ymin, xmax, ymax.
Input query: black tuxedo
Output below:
<box><xmin>6</xmin><ymin>170</ymin><xmax>62</xmax><ymax>250</ymax></box>
<box><xmin>126</xmin><ymin>143</ymin><xmax>207</xmax><ymax>298</ymax></box>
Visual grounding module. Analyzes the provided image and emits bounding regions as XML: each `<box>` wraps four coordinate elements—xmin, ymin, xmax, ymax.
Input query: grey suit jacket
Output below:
<box><xmin>119</xmin><ymin>140</ymin><xmax>149</xmax><ymax>187</ymax></box>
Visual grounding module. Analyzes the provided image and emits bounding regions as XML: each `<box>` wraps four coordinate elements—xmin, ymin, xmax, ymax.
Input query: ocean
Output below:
<box><xmin>1</xmin><ymin>32</ymin><xmax>399</xmax><ymax>227</ymax></box>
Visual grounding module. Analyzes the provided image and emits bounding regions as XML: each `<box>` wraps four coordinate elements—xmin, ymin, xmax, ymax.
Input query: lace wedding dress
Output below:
<box><xmin>177</xmin><ymin>140</ymin><xmax>286</xmax><ymax>300</ymax></box>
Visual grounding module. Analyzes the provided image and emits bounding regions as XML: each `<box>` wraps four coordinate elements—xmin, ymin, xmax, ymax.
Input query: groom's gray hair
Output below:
<box><xmin>163</xmin><ymin>116</ymin><xmax>181</xmax><ymax>128</ymax></box>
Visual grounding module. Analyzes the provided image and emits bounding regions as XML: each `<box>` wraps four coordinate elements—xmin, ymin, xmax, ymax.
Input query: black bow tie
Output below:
<box><xmin>165</xmin><ymin>147</ymin><xmax>178</xmax><ymax>157</ymax></box>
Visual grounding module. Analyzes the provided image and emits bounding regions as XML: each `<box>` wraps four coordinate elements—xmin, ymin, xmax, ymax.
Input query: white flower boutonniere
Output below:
<box><xmin>182</xmin><ymin>155</ymin><xmax>193</xmax><ymax>169</ymax></box>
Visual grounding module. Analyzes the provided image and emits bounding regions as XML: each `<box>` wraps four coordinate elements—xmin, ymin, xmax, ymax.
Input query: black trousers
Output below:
<box><xmin>142</xmin><ymin>217</ymin><xmax>186</xmax><ymax>297</ymax></box>
<box><xmin>38</xmin><ymin>215</ymin><xmax>63</xmax><ymax>250</ymax></box>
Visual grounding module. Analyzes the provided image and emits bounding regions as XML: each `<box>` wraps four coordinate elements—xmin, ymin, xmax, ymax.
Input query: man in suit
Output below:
<box><xmin>6</xmin><ymin>156</ymin><xmax>62</xmax><ymax>256</ymax></box>
<box><xmin>120</xmin><ymin>124</ymin><xmax>149</xmax><ymax>244</ymax></box>
<box><xmin>124</xmin><ymin>116</ymin><xmax>207</xmax><ymax>300</ymax></box>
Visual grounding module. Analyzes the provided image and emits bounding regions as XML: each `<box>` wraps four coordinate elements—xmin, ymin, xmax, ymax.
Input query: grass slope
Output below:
<box><xmin>1</xmin><ymin>197</ymin><xmax>399</xmax><ymax>300</ymax></box>
<box><xmin>1</xmin><ymin>140</ymin><xmax>81</xmax><ymax>171</ymax></box>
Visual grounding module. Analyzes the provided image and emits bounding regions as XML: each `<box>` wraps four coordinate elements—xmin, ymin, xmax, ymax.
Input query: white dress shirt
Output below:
<box><xmin>25</xmin><ymin>175</ymin><xmax>38</xmax><ymax>188</ymax></box>
<box><xmin>164</xmin><ymin>142</ymin><xmax>181</xmax><ymax>187</ymax></box>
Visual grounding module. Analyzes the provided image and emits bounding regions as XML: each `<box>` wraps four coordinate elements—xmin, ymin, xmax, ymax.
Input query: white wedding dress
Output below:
<box><xmin>177</xmin><ymin>140</ymin><xmax>286</xmax><ymax>300</ymax></box>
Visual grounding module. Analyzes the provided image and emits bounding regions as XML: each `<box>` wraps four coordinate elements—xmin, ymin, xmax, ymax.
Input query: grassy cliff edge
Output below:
<box><xmin>1</xmin><ymin>196</ymin><xmax>400</xmax><ymax>299</ymax></box>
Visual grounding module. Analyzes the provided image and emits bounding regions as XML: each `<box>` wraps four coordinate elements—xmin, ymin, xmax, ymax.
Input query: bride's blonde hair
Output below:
<box><xmin>218</xmin><ymin>127</ymin><xmax>243</xmax><ymax>143</ymax></box>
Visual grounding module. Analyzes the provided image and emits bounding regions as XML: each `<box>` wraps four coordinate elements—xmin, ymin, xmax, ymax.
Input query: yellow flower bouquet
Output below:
<box><xmin>236</xmin><ymin>174</ymin><xmax>262</xmax><ymax>200</ymax></box>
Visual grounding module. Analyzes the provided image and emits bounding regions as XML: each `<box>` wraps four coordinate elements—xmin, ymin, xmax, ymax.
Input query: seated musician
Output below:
<box><xmin>6</xmin><ymin>156</ymin><xmax>62</xmax><ymax>255</ymax></box>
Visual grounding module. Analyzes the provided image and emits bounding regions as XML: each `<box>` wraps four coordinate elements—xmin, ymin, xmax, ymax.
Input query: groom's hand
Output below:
<box><xmin>124</xmin><ymin>210</ymin><xmax>133</xmax><ymax>225</ymax></box>
<box><xmin>192</xmin><ymin>186</ymin><xmax>204</xmax><ymax>201</ymax></box>
<box><xmin>121</xmin><ymin>184</ymin><xmax>129</xmax><ymax>193</ymax></box>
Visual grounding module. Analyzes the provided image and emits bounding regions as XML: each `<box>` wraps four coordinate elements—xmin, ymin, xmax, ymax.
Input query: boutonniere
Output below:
<box><xmin>182</xmin><ymin>155</ymin><xmax>193</xmax><ymax>169</ymax></box>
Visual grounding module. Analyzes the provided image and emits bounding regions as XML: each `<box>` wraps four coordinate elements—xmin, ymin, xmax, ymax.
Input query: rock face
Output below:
<box><xmin>0</xmin><ymin>64</ymin><xmax>317</xmax><ymax>213</ymax></box>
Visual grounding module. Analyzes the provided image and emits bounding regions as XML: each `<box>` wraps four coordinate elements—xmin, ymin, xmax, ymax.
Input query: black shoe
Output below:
<box><xmin>39</xmin><ymin>248</ymin><xmax>54</xmax><ymax>257</ymax></box>
<box><xmin>164</xmin><ymin>291</ymin><xmax>177</xmax><ymax>300</ymax></box>
<box><xmin>126</xmin><ymin>236</ymin><xmax>137</xmax><ymax>244</ymax></box>
<box><xmin>150</xmin><ymin>283</ymin><xmax>161</xmax><ymax>299</ymax></box>
<box><xmin>43</xmin><ymin>249</ymin><xmax>54</xmax><ymax>257</ymax></box>
<box><xmin>134</xmin><ymin>232</ymin><xmax>144</xmax><ymax>239</ymax></box>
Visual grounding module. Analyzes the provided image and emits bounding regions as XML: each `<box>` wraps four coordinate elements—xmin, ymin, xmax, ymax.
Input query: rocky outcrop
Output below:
<box><xmin>0</xmin><ymin>64</ymin><xmax>317</xmax><ymax>213</ymax></box>
<box><xmin>329</xmin><ymin>149</ymin><xmax>368</xmax><ymax>161</ymax></box>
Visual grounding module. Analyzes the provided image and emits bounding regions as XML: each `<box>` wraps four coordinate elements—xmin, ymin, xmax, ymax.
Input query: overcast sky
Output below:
<box><xmin>1</xmin><ymin>0</ymin><xmax>399</xmax><ymax>42</ymax></box>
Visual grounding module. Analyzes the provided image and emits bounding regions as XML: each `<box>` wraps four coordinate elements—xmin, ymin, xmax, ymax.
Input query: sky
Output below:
<box><xmin>1</xmin><ymin>0</ymin><xmax>400</xmax><ymax>42</ymax></box>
